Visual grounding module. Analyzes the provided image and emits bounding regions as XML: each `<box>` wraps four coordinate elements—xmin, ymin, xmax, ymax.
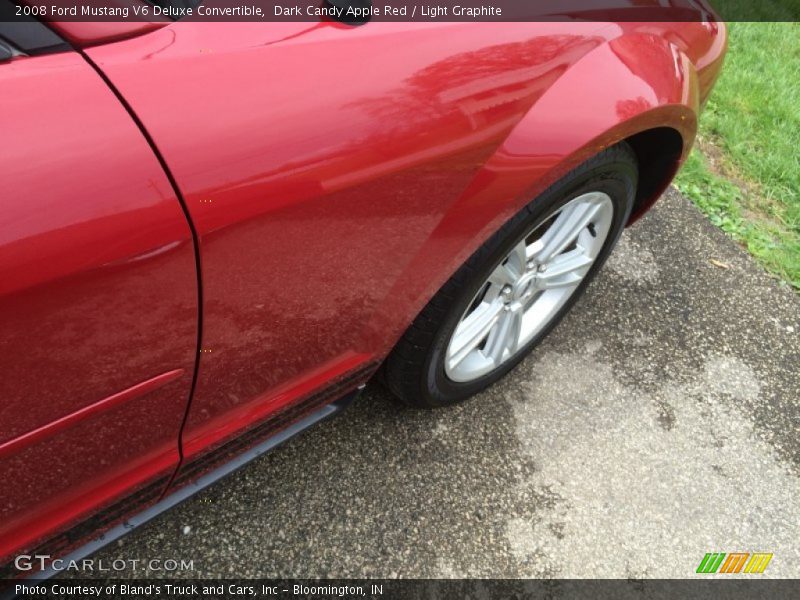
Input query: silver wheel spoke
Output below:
<box><xmin>487</xmin><ymin>263</ymin><xmax>517</xmax><ymax>288</ymax></box>
<box><xmin>536</xmin><ymin>250</ymin><xmax>594</xmax><ymax>289</ymax></box>
<box><xmin>447</xmin><ymin>299</ymin><xmax>504</xmax><ymax>369</ymax></box>
<box><xmin>484</xmin><ymin>309</ymin><xmax>521</xmax><ymax>365</ymax></box>
<box><xmin>534</xmin><ymin>200</ymin><xmax>602</xmax><ymax>263</ymax></box>
<box><xmin>509</xmin><ymin>240</ymin><xmax>528</xmax><ymax>276</ymax></box>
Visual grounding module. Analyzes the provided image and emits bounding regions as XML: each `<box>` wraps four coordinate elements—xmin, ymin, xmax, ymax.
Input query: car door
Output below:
<box><xmin>0</xmin><ymin>39</ymin><xmax>198</xmax><ymax>561</ymax></box>
<box><xmin>86</xmin><ymin>20</ymin><xmax>605</xmax><ymax>481</ymax></box>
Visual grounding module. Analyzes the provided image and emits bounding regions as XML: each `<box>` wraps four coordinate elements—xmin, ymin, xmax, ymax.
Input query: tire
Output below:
<box><xmin>383</xmin><ymin>142</ymin><xmax>638</xmax><ymax>408</ymax></box>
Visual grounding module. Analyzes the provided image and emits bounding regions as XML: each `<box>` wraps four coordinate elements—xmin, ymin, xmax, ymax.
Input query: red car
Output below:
<box><xmin>0</xmin><ymin>3</ymin><xmax>726</xmax><ymax>576</ymax></box>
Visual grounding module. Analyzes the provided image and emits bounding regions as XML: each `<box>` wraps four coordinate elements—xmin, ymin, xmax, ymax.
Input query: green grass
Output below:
<box><xmin>674</xmin><ymin>22</ymin><xmax>800</xmax><ymax>289</ymax></box>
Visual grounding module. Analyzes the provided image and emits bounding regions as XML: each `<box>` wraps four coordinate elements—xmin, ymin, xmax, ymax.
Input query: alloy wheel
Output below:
<box><xmin>444</xmin><ymin>191</ymin><xmax>614</xmax><ymax>382</ymax></box>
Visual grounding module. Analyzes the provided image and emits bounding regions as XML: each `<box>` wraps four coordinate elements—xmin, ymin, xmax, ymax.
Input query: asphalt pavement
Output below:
<box><xmin>72</xmin><ymin>188</ymin><xmax>800</xmax><ymax>579</ymax></box>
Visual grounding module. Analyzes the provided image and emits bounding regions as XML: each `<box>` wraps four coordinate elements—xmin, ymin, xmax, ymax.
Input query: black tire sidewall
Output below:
<box><xmin>422</xmin><ymin>152</ymin><xmax>637</xmax><ymax>406</ymax></box>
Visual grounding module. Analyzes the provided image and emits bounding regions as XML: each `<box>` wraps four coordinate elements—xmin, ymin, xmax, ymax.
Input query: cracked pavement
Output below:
<box><xmin>72</xmin><ymin>188</ymin><xmax>799</xmax><ymax>579</ymax></box>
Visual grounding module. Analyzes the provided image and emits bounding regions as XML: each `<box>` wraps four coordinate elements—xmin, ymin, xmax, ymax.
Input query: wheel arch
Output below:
<box><xmin>624</xmin><ymin>126</ymin><xmax>685</xmax><ymax>223</ymax></box>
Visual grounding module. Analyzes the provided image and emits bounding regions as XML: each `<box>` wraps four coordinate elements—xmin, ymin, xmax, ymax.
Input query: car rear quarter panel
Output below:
<box><xmin>363</xmin><ymin>21</ymin><xmax>716</xmax><ymax>358</ymax></box>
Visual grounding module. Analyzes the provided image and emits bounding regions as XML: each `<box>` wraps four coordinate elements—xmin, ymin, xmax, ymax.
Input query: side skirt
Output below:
<box><xmin>25</xmin><ymin>387</ymin><xmax>363</xmax><ymax>582</ymax></box>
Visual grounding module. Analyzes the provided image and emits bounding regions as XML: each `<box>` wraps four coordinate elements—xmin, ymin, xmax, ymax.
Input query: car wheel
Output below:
<box><xmin>383</xmin><ymin>142</ymin><xmax>638</xmax><ymax>408</ymax></box>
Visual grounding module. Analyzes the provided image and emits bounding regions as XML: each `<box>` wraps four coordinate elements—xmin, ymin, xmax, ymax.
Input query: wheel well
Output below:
<box><xmin>624</xmin><ymin>127</ymin><xmax>685</xmax><ymax>221</ymax></box>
